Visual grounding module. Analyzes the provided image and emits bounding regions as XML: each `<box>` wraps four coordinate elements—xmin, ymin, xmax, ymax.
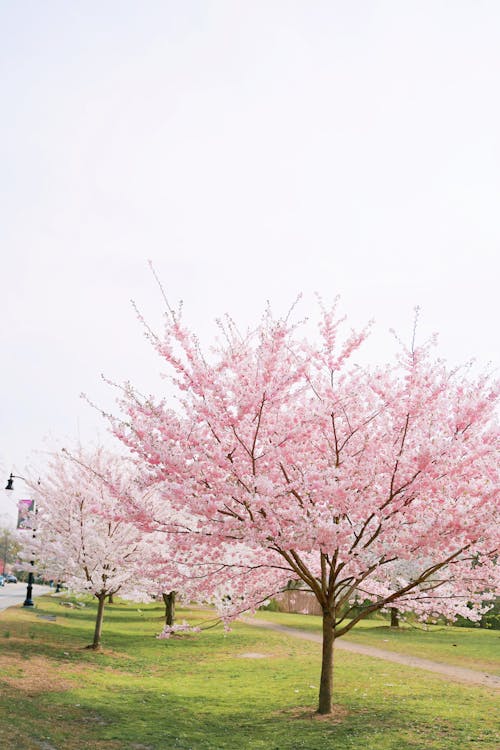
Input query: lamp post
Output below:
<box><xmin>5</xmin><ymin>473</ymin><xmax>37</xmax><ymax>607</ymax></box>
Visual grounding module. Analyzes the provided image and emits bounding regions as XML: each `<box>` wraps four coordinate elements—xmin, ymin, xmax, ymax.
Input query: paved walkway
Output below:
<box><xmin>0</xmin><ymin>582</ymin><xmax>50</xmax><ymax>612</ymax></box>
<box><xmin>240</xmin><ymin>617</ymin><xmax>500</xmax><ymax>691</ymax></box>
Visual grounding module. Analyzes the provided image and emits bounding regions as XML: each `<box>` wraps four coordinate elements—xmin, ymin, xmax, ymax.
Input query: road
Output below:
<box><xmin>0</xmin><ymin>582</ymin><xmax>50</xmax><ymax>612</ymax></box>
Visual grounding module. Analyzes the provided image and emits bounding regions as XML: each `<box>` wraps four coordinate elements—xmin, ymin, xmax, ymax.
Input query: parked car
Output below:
<box><xmin>5</xmin><ymin>574</ymin><xmax>17</xmax><ymax>583</ymax></box>
<box><xmin>0</xmin><ymin>575</ymin><xmax>5</xmax><ymax>587</ymax></box>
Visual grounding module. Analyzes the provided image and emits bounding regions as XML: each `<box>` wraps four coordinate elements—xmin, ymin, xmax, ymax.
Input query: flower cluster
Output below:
<box><xmin>156</xmin><ymin>621</ymin><xmax>201</xmax><ymax>639</ymax></box>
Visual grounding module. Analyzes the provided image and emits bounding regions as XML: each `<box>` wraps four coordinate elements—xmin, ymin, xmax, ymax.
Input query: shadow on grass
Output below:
<box><xmin>0</xmin><ymin>669</ymin><xmax>430</xmax><ymax>750</ymax></box>
<box><xmin>0</xmin><ymin>602</ymin><xmax>269</xmax><ymax>675</ymax></box>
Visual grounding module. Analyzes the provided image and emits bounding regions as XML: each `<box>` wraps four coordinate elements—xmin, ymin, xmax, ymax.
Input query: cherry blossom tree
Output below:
<box><xmin>110</xmin><ymin>298</ymin><xmax>499</xmax><ymax>714</ymax></box>
<box><xmin>23</xmin><ymin>445</ymin><xmax>154</xmax><ymax>649</ymax></box>
<box><xmin>0</xmin><ymin>527</ymin><xmax>21</xmax><ymax>576</ymax></box>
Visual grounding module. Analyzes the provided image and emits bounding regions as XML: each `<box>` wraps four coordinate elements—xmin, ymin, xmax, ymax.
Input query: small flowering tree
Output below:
<box><xmin>111</xmin><ymin>299</ymin><xmax>499</xmax><ymax>714</ymax></box>
<box><xmin>112</xmin><ymin>487</ymin><xmax>285</xmax><ymax>633</ymax></box>
<box><xmin>24</xmin><ymin>445</ymin><xmax>153</xmax><ymax>649</ymax></box>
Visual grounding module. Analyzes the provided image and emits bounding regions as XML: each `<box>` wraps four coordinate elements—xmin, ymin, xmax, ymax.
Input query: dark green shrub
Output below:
<box><xmin>259</xmin><ymin>598</ymin><xmax>281</xmax><ymax>612</ymax></box>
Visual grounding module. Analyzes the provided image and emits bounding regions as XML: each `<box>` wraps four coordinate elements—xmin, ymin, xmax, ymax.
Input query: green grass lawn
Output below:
<box><xmin>0</xmin><ymin>595</ymin><xmax>498</xmax><ymax>750</ymax></box>
<box><xmin>253</xmin><ymin>610</ymin><xmax>500</xmax><ymax>675</ymax></box>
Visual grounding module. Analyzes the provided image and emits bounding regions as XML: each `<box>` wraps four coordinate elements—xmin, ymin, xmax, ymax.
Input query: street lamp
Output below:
<box><xmin>5</xmin><ymin>473</ymin><xmax>15</xmax><ymax>491</ymax></box>
<box><xmin>5</xmin><ymin>473</ymin><xmax>37</xmax><ymax>607</ymax></box>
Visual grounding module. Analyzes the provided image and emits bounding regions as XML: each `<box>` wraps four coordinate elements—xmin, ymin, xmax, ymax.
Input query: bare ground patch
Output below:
<box><xmin>0</xmin><ymin>655</ymin><xmax>73</xmax><ymax>693</ymax></box>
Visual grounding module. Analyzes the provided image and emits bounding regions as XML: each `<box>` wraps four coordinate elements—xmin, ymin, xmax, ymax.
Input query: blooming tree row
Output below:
<box><xmin>19</xmin><ymin>297</ymin><xmax>499</xmax><ymax>714</ymax></box>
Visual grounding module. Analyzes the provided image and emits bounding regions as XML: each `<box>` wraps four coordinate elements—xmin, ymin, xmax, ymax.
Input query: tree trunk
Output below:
<box><xmin>162</xmin><ymin>591</ymin><xmax>176</xmax><ymax>627</ymax></box>
<box><xmin>390</xmin><ymin>607</ymin><xmax>399</xmax><ymax>628</ymax></box>
<box><xmin>318</xmin><ymin>610</ymin><xmax>335</xmax><ymax>714</ymax></box>
<box><xmin>90</xmin><ymin>593</ymin><xmax>106</xmax><ymax>650</ymax></box>
<box><xmin>108</xmin><ymin>593</ymin><xmax>114</xmax><ymax>604</ymax></box>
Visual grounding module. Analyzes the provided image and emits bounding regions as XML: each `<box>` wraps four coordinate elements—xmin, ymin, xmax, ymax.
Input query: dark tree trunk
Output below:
<box><xmin>318</xmin><ymin>610</ymin><xmax>335</xmax><ymax>714</ymax></box>
<box><xmin>390</xmin><ymin>607</ymin><xmax>399</xmax><ymax>628</ymax></box>
<box><xmin>162</xmin><ymin>591</ymin><xmax>176</xmax><ymax>627</ymax></box>
<box><xmin>90</xmin><ymin>593</ymin><xmax>106</xmax><ymax>650</ymax></box>
<box><xmin>108</xmin><ymin>593</ymin><xmax>114</xmax><ymax>604</ymax></box>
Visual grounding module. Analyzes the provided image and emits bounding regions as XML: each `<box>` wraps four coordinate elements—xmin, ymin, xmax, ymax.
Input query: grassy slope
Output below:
<box><xmin>253</xmin><ymin>610</ymin><xmax>500</xmax><ymax>675</ymax></box>
<box><xmin>0</xmin><ymin>595</ymin><xmax>497</xmax><ymax>750</ymax></box>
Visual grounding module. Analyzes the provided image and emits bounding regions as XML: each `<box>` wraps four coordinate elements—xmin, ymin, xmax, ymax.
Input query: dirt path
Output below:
<box><xmin>240</xmin><ymin>617</ymin><xmax>500</xmax><ymax>691</ymax></box>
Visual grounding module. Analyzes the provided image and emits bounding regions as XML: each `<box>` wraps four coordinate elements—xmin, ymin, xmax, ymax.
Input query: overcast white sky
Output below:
<box><xmin>1</xmin><ymin>1</ymin><xmax>499</xmax><ymax>525</ymax></box>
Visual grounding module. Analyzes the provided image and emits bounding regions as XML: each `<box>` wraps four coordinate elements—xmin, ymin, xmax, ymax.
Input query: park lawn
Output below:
<box><xmin>0</xmin><ymin>595</ymin><xmax>497</xmax><ymax>750</ymax></box>
<box><xmin>254</xmin><ymin>610</ymin><xmax>500</xmax><ymax>675</ymax></box>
